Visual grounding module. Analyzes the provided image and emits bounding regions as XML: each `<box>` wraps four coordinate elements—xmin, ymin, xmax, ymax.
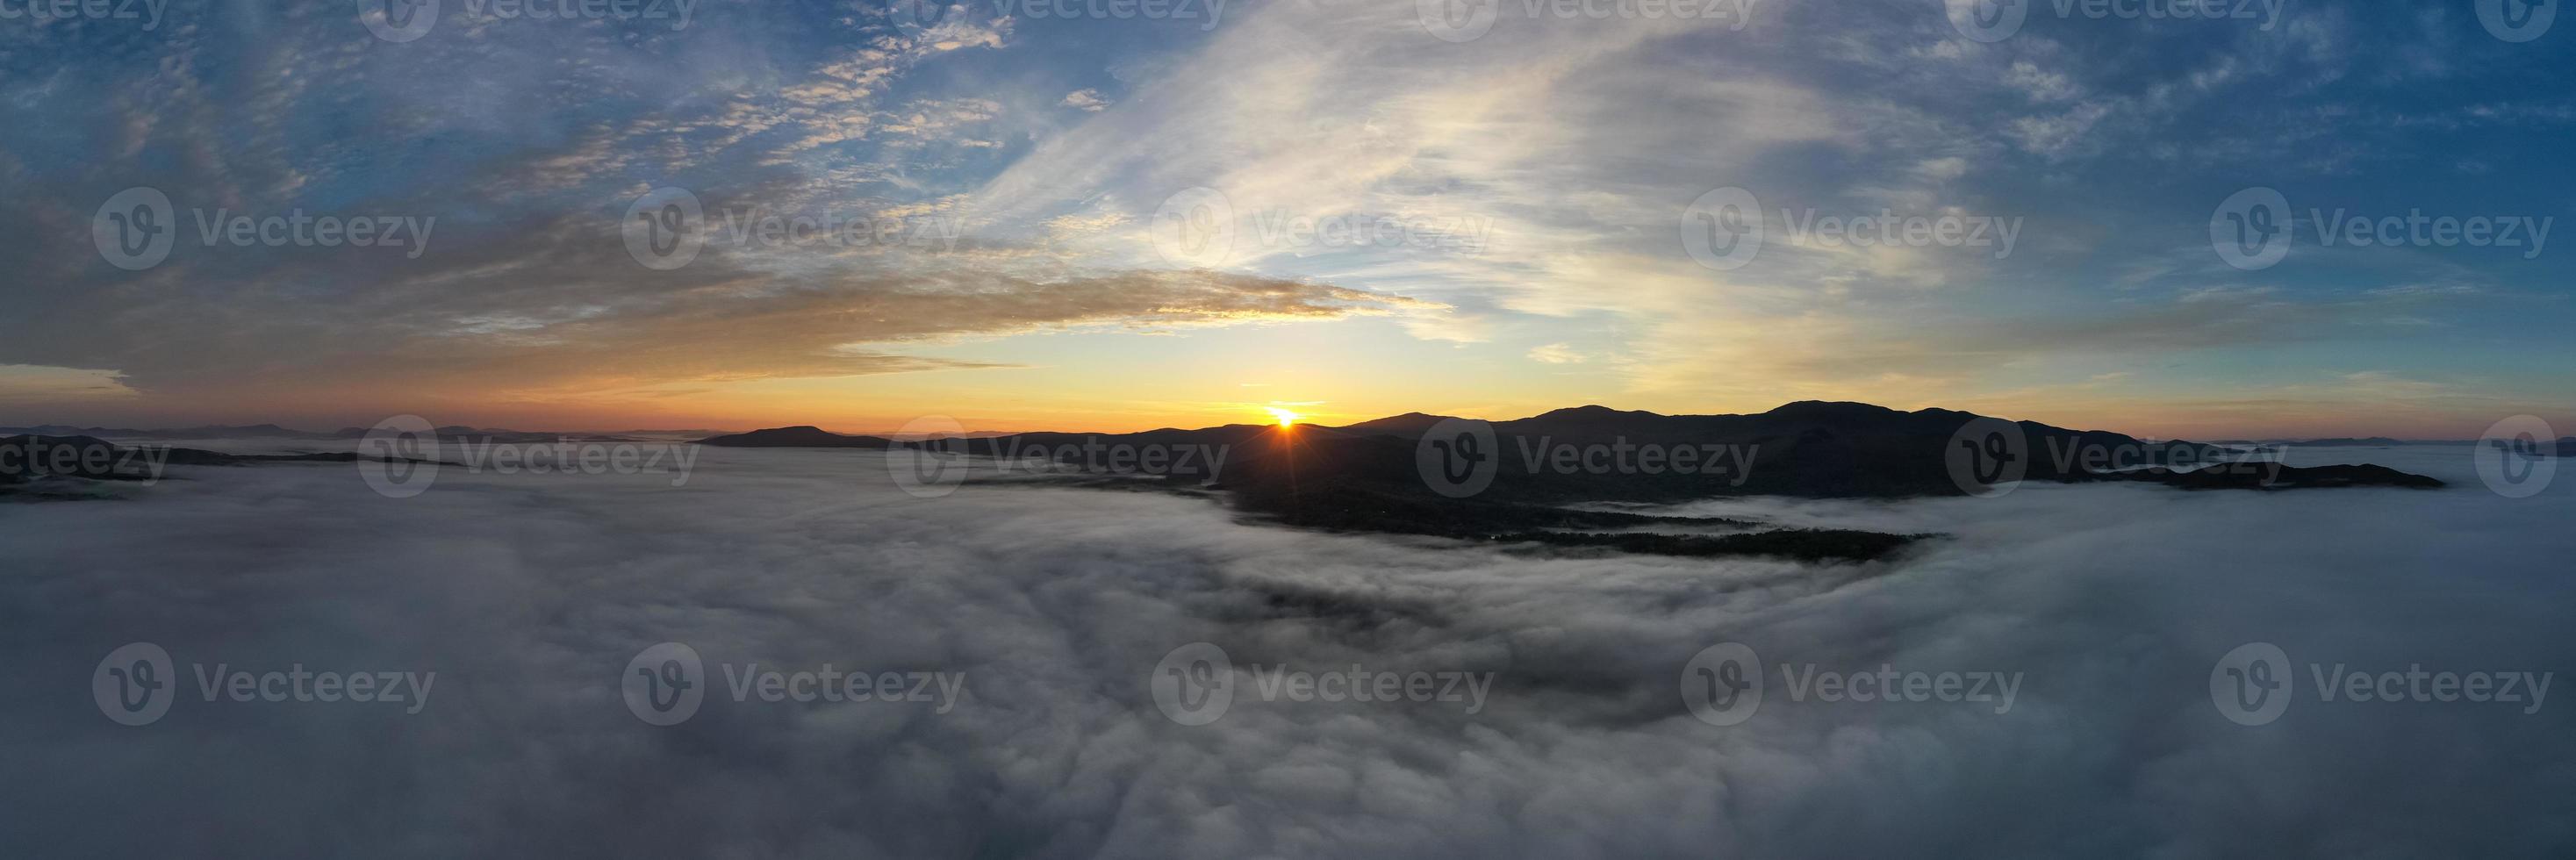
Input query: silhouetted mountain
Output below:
<box><xmin>0</xmin><ymin>423</ymin><xmax>336</xmax><ymax>440</ymax></box>
<box><xmin>326</xmin><ymin>426</ymin><xmax>657</xmax><ymax>443</ymax></box>
<box><xmin>692</xmin><ymin>401</ymin><xmax>2443</xmax><ymax>560</ymax></box>
<box><xmin>1320</xmin><ymin>412</ymin><xmax>1458</xmax><ymax>438</ymax></box>
<box><xmin>779</xmin><ymin>401</ymin><xmax>2444</xmax><ymax>557</ymax></box>
<box><xmin>2282</xmin><ymin>437</ymin><xmax>2409</xmax><ymax>447</ymax></box>
<box><xmin>2</xmin><ymin>434</ymin><xmax>446</xmax><ymax>495</ymax></box>
<box><xmin>696</xmin><ymin>426</ymin><xmax>893</xmax><ymax>448</ymax></box>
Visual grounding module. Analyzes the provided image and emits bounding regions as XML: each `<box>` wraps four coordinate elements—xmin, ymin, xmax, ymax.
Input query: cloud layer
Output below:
<box><xmin>4</xmin><ymin>445</ymin><xmax>2571</xmax><ymax>856</ymax></box>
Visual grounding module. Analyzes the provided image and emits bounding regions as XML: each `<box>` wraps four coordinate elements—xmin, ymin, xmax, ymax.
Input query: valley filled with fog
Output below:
<box><xmin>5</xmin><ymin>442</ymin><xmax>2571</xmax><ymax>857</ymax></box>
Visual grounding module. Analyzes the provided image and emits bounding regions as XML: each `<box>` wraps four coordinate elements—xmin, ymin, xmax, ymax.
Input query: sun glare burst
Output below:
<box><xmin>1264</xmin><ymin>406</ymin><xmax>1301</xmax><ymax>427</ymax></box>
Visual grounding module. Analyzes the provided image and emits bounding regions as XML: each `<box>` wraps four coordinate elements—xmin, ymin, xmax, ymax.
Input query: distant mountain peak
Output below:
<box><xmin>1531</xmin><ymin>404</ymin><xmax>1662</xmax><ymax>420</ymax></box>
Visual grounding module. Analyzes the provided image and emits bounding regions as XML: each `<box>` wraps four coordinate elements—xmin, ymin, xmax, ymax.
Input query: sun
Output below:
<box><xmin>1263</xmin><ymin>406</ymin><xmax>1301</xmax><ymax>427</ymax></box>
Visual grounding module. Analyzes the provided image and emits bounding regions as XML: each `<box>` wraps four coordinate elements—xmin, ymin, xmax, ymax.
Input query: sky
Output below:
<box><xmin>1</xmin><ymin>0</ymin><xmax>2571</xmax><ymax>438</ymax></box>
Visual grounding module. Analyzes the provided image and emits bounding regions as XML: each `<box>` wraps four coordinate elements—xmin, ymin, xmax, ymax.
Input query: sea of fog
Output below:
<box><xmin>4</xmin><ymin>441</ymin><xmax>2572</xmax><ymax>857</ymax></box>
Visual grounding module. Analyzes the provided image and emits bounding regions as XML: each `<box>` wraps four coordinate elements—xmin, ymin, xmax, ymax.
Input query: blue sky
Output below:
<box><xmin>0</xmin><ymin>0</ymin><xmax>2570</xmax><ymax>437</ymax></box>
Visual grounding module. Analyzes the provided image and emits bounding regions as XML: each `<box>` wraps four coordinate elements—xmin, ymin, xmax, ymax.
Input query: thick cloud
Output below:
<box><xmin>3</xmin><ymin>443</ymin><xmax>2571</xmax><ymax>857</ymax></box>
